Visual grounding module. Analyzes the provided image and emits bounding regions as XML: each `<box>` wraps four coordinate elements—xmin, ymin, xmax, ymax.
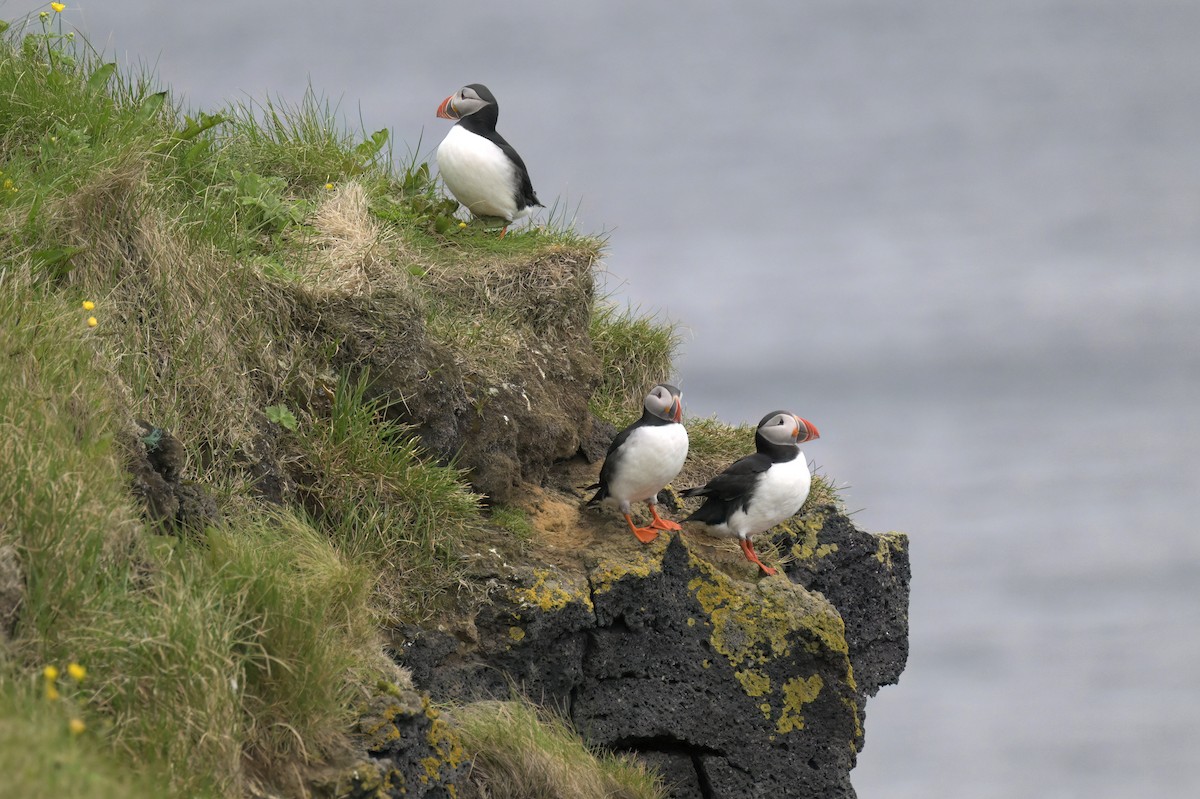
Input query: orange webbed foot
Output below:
<box><xmin>739</xmin><ymin>538</ymin><xmax>777</xmax><ymax>576</ymax></box>
<box><xmin>648</xmin><ymin>506</ymin><xmax>682</xmax><ymax>531</ymax></box>
<box><xmin>625</xmin><ymin>514</ymin><xmax>659</xmax><ymax>544</ymax></box>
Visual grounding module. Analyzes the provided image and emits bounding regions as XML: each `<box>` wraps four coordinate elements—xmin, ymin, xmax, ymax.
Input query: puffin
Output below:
<box><xmin>435</xmin><ymin>83</ymin><xmax>541</xmax><ymax>235</ymax></box>
<box><xmin>587</xmin><ymin>384</ymin><xmax>689</xmax><ymax>544</ymax></box>
<box><xmin>681</xmin><ymin>410</ymin><xmax>820</xmax><ymax>576</ymax></box>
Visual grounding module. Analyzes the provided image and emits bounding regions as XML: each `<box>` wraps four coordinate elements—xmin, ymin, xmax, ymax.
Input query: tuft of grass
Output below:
<box><xmin>0</xmin><ymin>287</ymin><xmax>142</xmax><ymax>648</ymax></box>
<box><xmin>0</xmin><ymin>285</ymin><xmax>380</xmax><ymax>795</ymax></box>
<box><xmin>453</xmin><ymin>699</ymin><xmax>666</xmax><ymax>799</ymax></box>
<box><xmin>487</xmin><ymin>505</ymin><xmax>537</xmax><ymax>544</ymax></box>
<box><xmin>296</xmin><ymin>373</ymin><xmax>483</xmax><ymax>621</ymax></box>
<box><xmin>201</xmin><ymin>516</ymin><xmax>377</xmax><ymax>770</ymax></box>
<box><xmin>588</xmin><ymin>303</ymin><xmax>680</xmax><ymax>426</ymax></box>
<box><xmin>62</xmin><ymin>513</ymin><xmax>378</xmax><ymax>796</ymax></box>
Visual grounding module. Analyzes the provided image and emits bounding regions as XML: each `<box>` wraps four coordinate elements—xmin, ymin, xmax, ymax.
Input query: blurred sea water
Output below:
<box><xmin>9</xmin><ymin>1</ymin><xmax>1200</xmax><ymax>795</ymax></box>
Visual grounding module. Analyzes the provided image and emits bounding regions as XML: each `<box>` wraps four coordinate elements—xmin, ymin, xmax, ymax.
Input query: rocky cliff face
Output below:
<box><xmin>398</xmin><ymin>475</ymin><xmax>910</xmax><ymax>799</ymax></box>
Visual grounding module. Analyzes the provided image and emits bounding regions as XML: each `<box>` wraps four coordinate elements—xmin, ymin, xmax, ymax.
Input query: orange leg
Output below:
<box><xmin>739</xmin><ymin>538</ymin><xmax>777</xmax><ymax>576</ymax></box>
<box><xmin>625</xmin><ymin>513</ymin><xmax>659</xmax><ymax>544</ymax></box>
<box><xmin>499</xmin><ymin>225</ymin><xmax>509</xmax><ymax>239</ymax></box>
<box><xmin>648</xmin><ymin>504</ymin><xmax>682</xmax><ymax>531</ymax></box>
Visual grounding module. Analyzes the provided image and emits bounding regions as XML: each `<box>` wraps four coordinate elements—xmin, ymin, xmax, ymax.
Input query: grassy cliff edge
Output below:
<box><xmin>0</xmin><ymin>16</ymin><xmax>849</xmax><ymax>799</ymax></box>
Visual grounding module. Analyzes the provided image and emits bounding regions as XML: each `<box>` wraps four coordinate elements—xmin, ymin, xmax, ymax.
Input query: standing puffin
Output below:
<box><xmin>587</xmin><ymin>384</ymin><xmax>689</xmax><ymax>544</ymax></box>
<box><xmin>435</xmin><ymin>83</ymin><xmax>541</xmax><ymax>234</ymax></box>
<box><xmin>681</xmin><ymin>411</ymin><xmax>820</xmax><ymax>576</ymax></box>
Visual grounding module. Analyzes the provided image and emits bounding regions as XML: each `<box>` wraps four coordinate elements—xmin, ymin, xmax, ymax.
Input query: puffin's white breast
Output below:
<box><xmin>724</xmin><ymin>454</ymin><xmax>811</xmax><ymax>539</ymax></box>
<box><xmin>607</xmin><ymin>424</ymin><xmax>689</xmax><ymax>505</ymax></box>
<box><xmin>436</xmin><ymin>126</ymin><xmax>523</xmax><ymax>221</ymax></box>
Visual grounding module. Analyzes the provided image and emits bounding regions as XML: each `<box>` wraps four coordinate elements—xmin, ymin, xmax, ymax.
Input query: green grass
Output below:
<box><xmin>588</xmin><ymin>302</ymin><xmax>680</xmax><ymax>425</ymax></box>
<box><xmin>487</xmin><ymin>504</ymin><xmax>538</xmax><ymax>543</ymax></box>
<box><xmin>453</xmin><ymin>699</ymin><xmax>666</xmax><ymax>799</ymax></box>
<box><xmin>296</xmin><ymin>373</ymin><xmax>483</xmax><ymax>621</ymax></box>
<box><xmin>0</xmin><ymin>669</ymin><xmax>175</xmax><ymax>799</ymax></box>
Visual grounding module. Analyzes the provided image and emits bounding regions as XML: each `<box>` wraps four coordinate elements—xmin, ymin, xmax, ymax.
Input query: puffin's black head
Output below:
<box><xmin>436</xmin><ymin>83</ymin><xmax>499</xmax><ymax>125</ymax></box>
<box><xmin>754</xmin><ymin>410</ymin><xmax>819</xmax><ymax>450</ymax></box>
<box><xmin>643</xmin><ymin>383</ymin><xmax>683</xmax><ymax>423</ymax></box>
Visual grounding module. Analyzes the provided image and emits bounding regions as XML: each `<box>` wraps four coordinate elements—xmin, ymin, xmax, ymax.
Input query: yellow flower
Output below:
<box><xmin>82</xmin><ymin>300</ymin><xmax>94</xmax><ymax>311</ymax></box>
<box><xmin>39</xmin><ymin>11</ymin><xmax>48</xmax><ymax>19</ymax></box>
<box><xmin>43</xmin><ymin>665</ymin><xmax>59</xmax><ymax>681</ymax></box>
<box><xmin>51</xmin><ymin>3</ymin><xmax>66</xmax><ymax>12</ymax></box>
<box><xmin>3</xmin><ymin>179</ymin><xmax>12</xmax><ymax>189</ymax></box>
<box><xmin>69</xmin><ymin>718</ymin><xmax>86</xmax><ymax>735</ymax></box>
<box><xmin>45</xmin><ymin>685</ymin><xmax>60</xmax><ymax>702</ymax></box>
<box><xmin>67</xmin><ymin>662</ymin><xmax>86</xmax><ymax>682</ymax></box>
<box><xmin>87</xmin><ymin>317</ymin><xmax>97</xmax><ymax>327</ymax></box>
<box><xmin>457</xmin><ymin>221</ymin><xmax>467</xmax><ymax>229</ymax></box>
<box><xmin>324</xmin><ymin>182</ymin><xmax>334</xmax><ymax>190</ymax></box>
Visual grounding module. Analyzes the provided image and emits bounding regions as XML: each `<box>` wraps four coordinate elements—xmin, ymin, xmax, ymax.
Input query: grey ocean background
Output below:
<box><xmin>12</xmin><ymin>1</ymin><xmax>1199</xmax><ymax>796</ymax></box>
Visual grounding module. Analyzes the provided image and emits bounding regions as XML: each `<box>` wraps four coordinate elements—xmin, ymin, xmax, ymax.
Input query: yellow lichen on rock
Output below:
<box><xmin>685</xmin><ymin>549</ymin><xmax>854</xmax><ymax>735</ymax></box>
<box><xmin>735</xmin><ymin>668</ymin><xmax>772</xmax><ymax>698</ymax></box>
<box><xmin>511</xmin><ymin>568</ymin><xmax>592</xmax><ymax>613</ymax></box>
<box><xmin>874</xmin><ymin>531</ymin><xmax>907</xmax><ymax>569</ymax></box>
<box><xmin>776</xmin><ymin>674</ymin><xmax>824</xmax><ymax>734</ymax></box>
<box><xmin>780</xmin><ymin>512</ymin><xmax>839</xmax><ymax>562</ymax></box>
<box><xmin>589</xmin><ymin>542</ymin><xmax>665</xmax><ymax>596</ymax></box>
<box><xmin>420</xmin><ymin>696</ymin><xmax>466</xmax><ymax>790</ymax></box>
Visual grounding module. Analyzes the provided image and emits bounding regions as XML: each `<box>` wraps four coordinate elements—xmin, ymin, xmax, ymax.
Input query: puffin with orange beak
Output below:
<box><xmin>587</xmin><ymin>384</ymin><xmax>689</xmax><ymax>544</ymax></box>
<box><xmin>435</xmin><ymin>83</ymin><xmax>541</xmax><ymax>235</ymax></box>
<box><xmin>681</xmin><ymin>410</ymin><xmax>820</xmax><ymax>576</ymax></box>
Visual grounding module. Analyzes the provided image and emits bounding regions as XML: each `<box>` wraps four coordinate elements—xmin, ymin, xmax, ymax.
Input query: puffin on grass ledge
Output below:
<box><xmin>435</xmin><ymin>83</ymin><xmax>541</xmax><ymax>236</ymax></box>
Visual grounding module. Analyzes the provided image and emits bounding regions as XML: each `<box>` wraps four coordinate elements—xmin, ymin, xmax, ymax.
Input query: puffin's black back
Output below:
<box><xmin>457</xmin><ymin>83</ymin><xmax>541</xmax><ymax>211</ymax></box>
<box><xmin>681</xmin><ymin>452</ymin><xmax>772</xmax><ymax>523</ymax></box>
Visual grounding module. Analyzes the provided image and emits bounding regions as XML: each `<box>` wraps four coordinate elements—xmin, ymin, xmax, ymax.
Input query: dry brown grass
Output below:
<box><xmin>298</xmin><ymin>182</ymin><xmax>412</xmax><ymax>295</ymax></box>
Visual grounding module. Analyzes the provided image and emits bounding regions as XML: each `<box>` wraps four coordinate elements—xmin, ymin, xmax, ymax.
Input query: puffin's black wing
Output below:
<box><xmin>489</xmin><ymin>130</ymin><xmax>541</xmax><ymax>210</ymax></box>
<box><xmin>681</xmin><ymin>452</ymin><xmax>771</xmax><ymax>524</ymax></box>
<box><xmin>586</xmin><ymin>422</ymin><xmax>641</xmax><ymax>505</ymax></box>
<box><xmin>683</xmin><ymin>453</ymin><xmax>771</xmax><ymax>501</ymax></box>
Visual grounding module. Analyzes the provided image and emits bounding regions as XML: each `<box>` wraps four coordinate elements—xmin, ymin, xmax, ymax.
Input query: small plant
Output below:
<box><xmin>228</xmin><ymin>169</ymin><xmax>307</xmax><ymax>235</ymax></box>
<box><xmin>39</xmin><ymin>661</ymin><xmax>89</xmax><ymax>735</ymax></box>
<box><xmin>264</xmin><ymin>403</ymin><xmax>298</xmax><ymax>431</ymax></box>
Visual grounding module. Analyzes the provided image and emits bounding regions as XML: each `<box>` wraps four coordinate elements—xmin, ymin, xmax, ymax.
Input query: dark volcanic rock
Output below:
<box><xmin>312</xmin><ymin>690</ymin><xmax>467</xmax><ymax>799</ymax></box>
<box><xmin>127</xmin><ymin>420</ymin><xmax>221</xmax><ymax>533</ymax></box>
<box><xmin>397</xmin><ymin>509</ymin><xmax>910</xmax><ymax>799</ymax></box>
<box><xmin>578</xmin><ymin>537</ymin><xmax>860</xmax><ymax>798</ymax></box>
<box><xmin>776</xmin><ymin>505</ymin><xmax>911</xmax><ymax>698</ymax></box>
<box><xmin>402</xmin><ymin>567</ymin><xmax>595</xmax><ymax>710</ymax></box>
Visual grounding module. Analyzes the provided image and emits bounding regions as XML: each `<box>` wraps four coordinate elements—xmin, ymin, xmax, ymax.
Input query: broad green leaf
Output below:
<box><xmin>86</xmin><ymin>62</ymin><xmax>116</xmax><ymax>93</ymax></box>
<box><xmin>133</xmin><ymin>91</ymin><xmax>167</xmax><ymax>125</ymax></box>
